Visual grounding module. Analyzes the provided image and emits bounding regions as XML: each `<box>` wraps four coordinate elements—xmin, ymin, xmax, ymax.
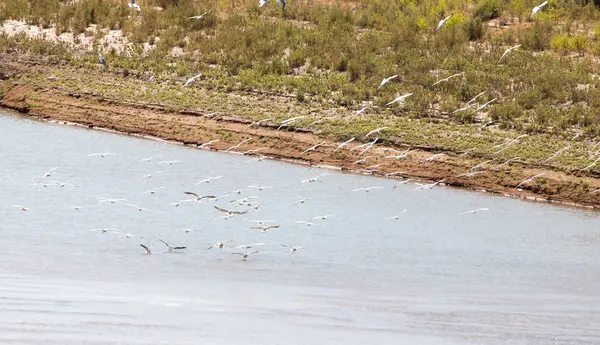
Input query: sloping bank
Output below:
<box><xmin>1</xmin><ymin>60</ymin><xmax>599</xmax><ymax>210</ymax></box>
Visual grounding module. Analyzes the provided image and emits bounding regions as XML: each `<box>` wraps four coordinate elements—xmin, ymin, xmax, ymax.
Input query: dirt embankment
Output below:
<box><xmin>1</xmin><ymin>61</ymin><xmax>599</xmax><ymax>210</ymax></box>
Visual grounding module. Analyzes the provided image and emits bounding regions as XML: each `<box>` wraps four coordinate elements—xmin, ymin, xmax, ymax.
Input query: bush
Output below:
<box><xmin>474</xmin><ymin>0</ymin><xmax>502</xmax><ymax>21</ymax></box>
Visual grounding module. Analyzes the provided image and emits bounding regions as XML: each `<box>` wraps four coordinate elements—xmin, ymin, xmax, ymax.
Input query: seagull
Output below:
<box><xmin>177</xmin><ymin>228</ymin><xmax>197</xmax><ymax>233</ymax></box>
<box><xmin>493</xmin><ymin>134</ymin><xmax>527</xmax><ymax>154</ymax></box>
<box><xmin>277</xmin><ymin>116</ymin><xmax>305</xmax><ymax>130</ymax></box>
<box><xmin>384</xmin><ymin>210</ymin><xmax>407</xmax><ymax>220</ymax></box>
<box><xmin>500</xmin><ymin>157</ymin><xmax>521</xmax><ymax>167</ymax></box>
<box><xmin>432</xmin><ymin>73</ymin><xmax>463</xmax><ymax>87</ymax></box>
<box><xmin>474</xmin><ymin>98</ymin><xmax>497</xmax><ymax>112</ymax></box>
<box><xmin>98</xmin><ymin>197</ymin><xmax>127</xmax><ymax>204</ymax></box>
<box><xmin>365</xmin><ymin>127</ymin><xmax>388</xmax><ymax>138</ymax></box>
<box><xmin>358</xmin><ymin>138</ymin><xmax>378</xmax><ymax>155</ymax></box>
<box><xmin>141</xmin><ymin>154</ymin><xmax>162</xmax><ymax>163</ymax></box>
<box><xmin>456</xmin><ymin>171</ymin><xmax>485</xmax><ymax>178</ymax></box>
<box><xmin>39</xmin><ymin>167</ymin><xmax>58</xmax><ymax>181</ymax></box>
<box><xmin>128</xmin><ymin>0</ymin><xmax>141</xmax><ymax>13</ymax></box>
<box><xmin>435</xmin><ymin>14</ymin><xmax>453</xmax><ymax>32</ymax></box>
<box><xmin>467</xmin><ymin>91</ymin><xmax>488</xmax><ymax>105</ymax></box>
<box><xmin>159</xmin><ymin>239</ymin><xmax>186</xmax><ymax>252</ymax></box>
<box><xmin>247</xmin><ymin>185</ymin><xmax>273</xmax><ymax>191</ymax></box>
<box><xmin>252</xmin><ymin>225</ymin><xmax>280</xmax><ymax>232</ymax></box>
<box><xmin>142</xmin><ymin>186</ymin><xmax>164</xmax><ymax>195</ymax></box>
<box><xmin>414</xmin><ymin>179</ymin><xmax>446</xmax><ymax>191</ymax></box>
<box><xmin>386</xmin><ymin>171</ymin><xmax>407</xmax><ymax>177</ymax></box>
<box><xmin>498</xmin><ymin>45</ymin><xmax>521</xmax><ymax>64</ymax></box>
<box><xmin>385</xmin><ymin>148</ymin><xmax>413</xmax><ymax>160</ymax></box>
<box><xmin>541</xmin><ymin>146</ymin><xmax>570</xmax><ymax>164</ymax></box>
<box><xmin>50</xmin><ymin>181</ymin><xmax>78</xmax><ymax>188</ymax></box>
<box><xmin>124</xmin><ymin>203</ymin><xmax>149</xmax><ymax>212</ymax></box>
<box><xmin>356</xmin><ymin>107</ymin><xmax>369</xmax><ymax>115</ymax></box>
<box><xmin>71</xmin><ymin>206</ymin><xmax>84</xmax><ymax>211</ymax></box>
<box><xmin>460</xmin><ymin>208</ymin><xmax>489</xmax><ymax>215</ymax></box>
<box><xmin>184</xmin><ymin>192</ymin><xmax>217</xmax><ymax>202</ymax></box>
<box><xmin>195</xmin><ymin>176</ymin><xmax>223</xmax><ymax>185</ymax></box>
<box><xmin>352</xmin><ymin>186</ymin><xmax>383</xmax><ymax>192</ymax></box>
<box><xmin>232</xmin><ymin>251</ymin><xmax>259</xmax><ymax>261</ymax></box>
<box><xmin>243</xmin><ymin>148</ymin><xmax>267</xmax><ymax>155</ymax></box>
<box><xmin>582</xmin><ymin>157</ymin><xmax>600</xmax><ymax>171</ymax></box>
<box><xmin>164</xmin><ymin>199</ymin><xmax>194</xmax><ymax>207</ymax></box>
<box><xmin>452</xmin><ymin>103</ymin><xmax>477</xmax><ymax>114</ymax></box>
<box><xmin>189</xmin><ymin>9</ymin><xmax>212</xmax><ymax>20</ymax></box>
<box><xmin>424</xmin><ymin>153</ymin><xmax>445</xmax><ymax>162</ymax></box>
<box><xmin>530</xmin><ymin>1</ymin><xmax>548</xmax><ymax>19</ymax></box>
<box><xmin>301</xmin><ymin>173</ymin><xmax>326</xmax><ymax>183</ymax></box>
<box><xmin>469</xmin><ymin>160</ymin><xmax>491</xmax><ymax>171</ymax></box>
<box><xmin>515</xmin><ymin>173</ymin><xmax>546</xmax><ymax>189</ymax></box>
<box><xmin>295</xmin><ymin>197</ymin><xmax>312</xmax><ymax>204</ymax></box>
<box><xmin>249</xmin><ymin>118</ymin><xmax>271</xmax><ymax>127</ymax></box>
<box><xmin>249</xmin><ymin>220</ymin><xmax>276</xmax><ymax>225</ymax></box>
<box><xmin>207</xmin><ymin>240</ymin><xmax>232</xmax><ymax>250</ymax></box>
<box><xmin>295</xmin><ymin>221</ymin><xmax>316</xmax><ymax>227</ymax></box>
<box><xmin>312</xmin><ymin>215</ymin><xmax>332</xmax><ymax>220</ymax></box>
<box><xmin>88</xmin><ymin>153</ymin><xmax>116</xmax><ymax>158</ymax></box>
<box><xmin>140</xmin><ymin>244</ymin><xmax>151</xmax><ymax>255</ymax></box>
<box><xmin>393</xmin><ymin>179</ymin><xmax>415</xmax><ymax>189</ymax></box>
<box><xmin>236</xmin><ymin>243</ymin><xmax>266</xmax><ymax>249</ymax></box>
<box><xmin>157</xmin><ymin>160</ymin><xmax>184</xmax><ymax>165</ymax></box>
<box><xmin>302</xmin><ymin>142</ymin><xmax>326</xmax><ymax>154</ymax></box>
<box><xmin>281</xmin><ymin>244</ymin><xmax>303</xmax><ymax>253</ymax></box>
<box><xmin>377</xmin><ymin>75</ymin><xmax>398</xmax><ymax>90</ymax></box>
<box><xmin>214</xmin><ymin>206</ymin><xmax>249</xmax><ymax>216</ymax></box>
<box><xmin>258</xmin><ymin>0</ymin><xmax>268</xmax><ymax>7</ymax></box>
<box><xmin>90</xmin><ymin>227</ymin><xmax>119</xmax><ymax>233</ymax></box>
<box><xmin>98</xmin><ymin>52</ymin><xmax>107</xmax><ymax>70</ymax></box>
<box><xmin>224</xmin><ymin>139</ymin><xmax>251</xmax><ymax>153</ymax></box>
<box><xmin>199</xmin><ymin>139</ymin><xmax>219</xmax><ymax>149</ymax></box>
<box><xmin>12</xmin><ymin>205</ymin><xmax>31</xmax><ymax>211</ymax></box>
<box><xmin>386</xmin><ymin>93</ymin><xmax>413</xmax><ymax>106</ymax></box>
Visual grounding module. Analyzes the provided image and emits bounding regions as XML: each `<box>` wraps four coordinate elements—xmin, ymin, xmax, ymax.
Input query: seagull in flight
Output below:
<box><xmin>140</xmin><ymin>244</ymin><xmax>151</xmax><ymax>255</ymax></box>
<box><xmin>414</xmin><ymin>179</ymin><xmax>446</xmax><ymax>191</ymax></box>
<box><xmin>393</xmin><ymin>179</ymin><xmax>415</xmax><ymax>189</ymax></box>
<box><xmin>98</xmin><ymin>197</ymin><xmax>127</xmax><ymax>204</ymax></box>
<box><xmin>232</xmin><ymin>251</ymin><xmax>259</xmax><ymax>261</ymax></box>
<box><xmin>498</xmin><ymin>45</ymin><xmax>521</xmax><ymax>64</ymax></box>
<box><xmin>295</xmin><ymin>197</ymin><xmax>312</xmax><ymax>204</ymax></box>
<box><xmin>249</xmin><ymin>220</ymin><xmax>276</xmax><ymax>225</ymax></box>
<box><xmin>452</xmin><ymin>103</ymin><xmax>477</xmax><ymax>114</ymax></box>
<box><xmin>386</xmin><ymin>93</ymin><xmax>413</xmax><ymax>106</ymax></box>
<box><xmin>301</xmin><ymin>142</ymin><xmax>326</xmax><ymax>154</ymax></box>
<box><xmin>224</xmin><ymin>139</ymin><xmax>251</xmax><ymax>153</ymax></box>
<box><xmin>582</xmin><ymin>157</ymin><xmax>600</xmax><ymax>171</ymax></box>
<box><xmin>158</xmin><ymin>160</ymin><xmax>184</xmax><ymax>165</ymax></box>
<box><xmin>142</xmin><ymin>186</ymin><xmax>164</xmax><ymax>195</ymax></box>
<box><xmin>456</xmin><ymin>171</ymin><xmax>485</xmax><ymax>178</ymax></box>
<box><xmin>236</xmin><ymin>243</ymin><xmax>266</xmax><ymax>249</ymax></box>
<box><xmin>365</xmin><ymin>127</ymin><xmax>388</xmax><ymax>138</ymax></box>
<box><xmin>460</xmin><ymin>208</ymin><xmax>489</xmax><ymax>215</ymax></box>
<box><xmin>469</xmin><ymin>160</ymin><xmax>491</xmax><ymax>172</ymax></box>
<box><xmin>182</xmin><ymin>74</ymin><xmax>202</xmax><ymax>88</ymax></box>
<box><xmin>159</xmin><ymin>239</ymin><xmax>187</xmax><ymax>252</ymax></box>
<box><xmin>214</xmin><ymin>206</ymin><xmax>249</xmax><ymax>216</ymax></box>
<box><xmin>252</xmin><ymin>225</ymin><xmax>280</xmax><ymax>232</ymax></box>
<box><xmin>541</xmin><ymin>146</ymin><xmax>570</xmax><ymax>164</ymax></box>
<box><xmin>164</xmin><ymin>199</ymin><xmax>194</xmax><ymax>207</ymax></box>
<box><xmin>124</xmin><ymin>203</ymin><xmax>149</xmax><ymax>212</ymax></box>
<box><xmin>13</xmin><ymin>205</ymin><xmax>31</xmax><ymax>211</ymax></box>
<box><xmin>377</xmin><ymin>75</ymin><xmax>398</xmax><ymax>90</ymax></box>
<box><xmin>335</xmin><ymin>138</ymin><xmax>356</xmax><ymax>152</ymax></box>
<box><xmin>435</xmin><ymin>14</ymin><xmax>453</xmax><ymax>32</ymax></box>
<box><xmin>247</xmin><ymin>185</ymin><xmax>273</xmax><ymax>191</ymax></box>
<box><xmin>277</xmin><ymin>116</ymin><xmax>305</xmax><ymax>130</ymax></box>
<box><xmin>88</xmin><ymin>153</ymin><xmax>116</xmax><ymax>158</ymax></box>
<box><xmin>90</xmin><ymin>227</ymin><xmax>119</xmax><ymax>233</ymax></box>
<box><xmin>515</xmin><ymin>173</ymin><xmax>546</xmax><ymax>189</ymax></box>
<box><xmin>474</xmin><ymin>98</ymin><xmax>497</xmax><ymax>112</ymax></box>
<box><xmin>39</xmin><ymin>167</ymin><xmax>58</xmax><ymax>182</ymax></box>
<box><xmin>141</xmin><ymin>154</ymin><xmax>162</xmax><ymax>163</ymax></box>
<box><xmin>312</xmin><ymin>215</ymin><xmax>332</xmax><ymax>221</ymax></box>
<box><xmin>356</xmin><ymin>107</ymin><xmax>369</xmax><ymax>115</ymax></box>
<box><xmin>207</xmin><ymin>240</ymin><xmax>232</xmax><ymax>250</ymax></box>
<box><xmin>195</xmin><ymin>176</ymin><xmax>223</xmax><ymax>185</ymax></box>
<box><xmin>199</xmin><ymin>139</ymin><xmax>219</xmax><ymax>149</ymax></box>
<box><xmin>467</xmin><ymin>91</ymin><xmax>488</xmax><ymax>105</ymax></box>
<box><xmin>281</xmin><ymin>244</ymin><xmax>303</xmax><ymax>253</ymax></box>
<box><xmin>184</xmin><ymin>192</ymin><xmax>217</xmax><ymax>202</ymax></box>
<box><xmin>500</xmin><ymin>157</ymin><xmax>521</xmax><ymax>167</ymax></box>
<box><xmin>530</xmin><ymin>1</ymin><xmax>548</xmax><ymax>19</ymax></box>
<box><xmin>424</xmin><ymin>153</ymin><xmax>445</xmax><ymax>162</ymax></box>
<box><xmin>432</xmin><ymin>73</ymin><xmax>463</xmax><ymax>87</ymax></box>
<box><xmin>189</xmin><ymin>9</ymin><xmax>212</xmax><ymax>19</ymax></box>
<box><xmin>301</xmin><ymin>173</ymin><xmax>327</xmax><ymax>184</ymax></box>
<box><xmin>352</xmin><ymin>187</ymin><xmax>383</xmax><ymax>192</ymax></box>
<box><xmin>295</xmin><ymin>221</ymin><xmax>316</xmax><ymax>227</ymax></box>
<box><xmin>385</xmin><ymin>209</ymin><xmax>407</xmax><ymax>220</ymax></box>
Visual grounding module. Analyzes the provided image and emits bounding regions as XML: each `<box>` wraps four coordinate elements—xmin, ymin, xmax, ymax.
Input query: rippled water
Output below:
<box><xmin>1</xmin><ymin>109</ymin><xmax>600</xmax><ymax>344</ymax></box>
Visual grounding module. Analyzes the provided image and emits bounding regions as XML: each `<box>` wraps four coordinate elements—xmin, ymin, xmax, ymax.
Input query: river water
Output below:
<box><xmin>1</xmin><ymin>109</ymin><xmax>599</xmax><ymax>344</ymax></box>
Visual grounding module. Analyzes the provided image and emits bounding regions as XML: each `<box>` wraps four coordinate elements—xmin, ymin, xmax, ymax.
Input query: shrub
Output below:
<box><xmin>474</xmin><ymin>0</ymin><xmax>502</xmax><ymax>21</ymax></box>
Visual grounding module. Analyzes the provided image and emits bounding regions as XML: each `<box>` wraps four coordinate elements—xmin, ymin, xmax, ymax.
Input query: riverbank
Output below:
<box><xmin>1</xmin><ymin>54</ymin><xmax>599</xmax><ymax>209</ymax></box>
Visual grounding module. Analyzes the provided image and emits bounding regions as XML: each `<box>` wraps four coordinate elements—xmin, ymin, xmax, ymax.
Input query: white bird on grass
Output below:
<box><xmin>232</xmin><ymin>251</ymin><xmax>259</xmax><ymax>261</ymax></box>
<box><xmin>377</xmin><ymin>75</ymin><xmax>398</xmax><ymax>90</ymax></box>
<box><xmin>384</xmin><ymin>210</ymin><xmax>407</xmax><ymax>220</ymax></box>
<box><xmin>258</xmin><ymin>0</ymin><xmax>268</xmax><ymax>7</ymax></box>
<box><xmin>460</xmin><ymin>208</ymin><xmax>489</xmax><ymax>215</ymax></box>
<box><xmin>530</xmin><ymin>1</ymin><xmax>548</xmax><ymax>19</ymax></box>
<box><xmin>365</xmin><ymin>127</ymin><xmax>388</xmax><ymax>138</ymax></box>
<box><xmin>182</xmin><ymin>73</ymin><xmax>202</xmax><ymax>88</ymax></box>
<box><xmin>195</xmin><ymin>176</ymin><xmax>223</xmax><ymax>185</ymax></box>
<box><xmin>352</xmin><ymin>186</ymin><xmax>383</xmax><ymax>192</ymax></box>
<box><xmin>498</xmin><ymin>45</ymin><xmax>521</xmax><ymax>64</ymax></box>
<box><xmin>515</xmin><ymin>173</ymin><xmax>546</xmax><ymax>189</ymax></box>
<box><xmin>435</xmin><ymin>14</ymin><xmax>453</xmax><ymax>32</ymax></box>
<box><xmin>302</xmin><ymin>142</ymin><xmax>326</xmax><ymax>154</ymax></box>
<box><xmin>386</xmin><ymin>93</ymin><xmax>413</xmax><ymax>106</ymax></box>
<box><xmin>207</xmin><ymin>240</ymin><xmax>232</xmax><ymax>250</ymax></box>
<box><xmin>98</xmin><ymin>52</ymin><xmax>108</xmax><ymax>70</ymax></box>
<box><xmin>189</xmin><ymin>9</ymin><xmax>213</xmax><ymax>20</ymax></box>
<box><xmin>432</xmin><ymin>73</ymin><xmax>463</xmax><ymax>87</ymax></box>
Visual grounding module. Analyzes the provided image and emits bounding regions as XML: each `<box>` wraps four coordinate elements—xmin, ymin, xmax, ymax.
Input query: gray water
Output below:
<box><xmin>1</xmin><ymin>109</ymin><xmax>599</xmax><ymax>345</ymax></box>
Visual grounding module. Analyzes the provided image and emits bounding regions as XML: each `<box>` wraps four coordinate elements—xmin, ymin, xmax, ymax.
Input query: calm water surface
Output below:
<box><xmin>1</xmin><ymin>109</ymin><xmax>600</xmax><ymax>344</ymax></box>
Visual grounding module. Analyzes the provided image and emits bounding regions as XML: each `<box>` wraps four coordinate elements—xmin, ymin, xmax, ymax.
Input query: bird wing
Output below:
<box><xmin>207</xmin><ymin>245</ymin><xmax>214</xmax><ymax>250</ymax></box>
<box><xmin>184</xmin><ymin>191</ymin><xmax>200</xmax><ymax>199</ymax></box>
<box><xmin>140</xmin><ymin>244</ymin><xmax>149</xmax><ymax>250</ymax></box>
<box><xmin>172</xmin><ymin>246</ymin><xmax>187</xmax><ymax>250</ymax></box>
<box><xmin>214</xmin><ymin>206</ymin><xmax>231</xmax><ymax>213</ymax></box>
<box><xmin>159</xmin><ymin>239</ymin><xmax>170</xmax><ymax>248</ymax></box>
<box><xmin>200</xmin><ymin>195</ymin><xmax>217</xmax><ymax>200</ymax></box>
<box><xmin>231</xmin><ymin>253</ymin><xmax>244</xmax><ymax>256</ymax></box>
<box><xmin>232</xmin><ymin>209</ymin><xmax>250</xmax><ymax>215</ymax></box>
<box><xmin>267</xmin><ymin>225</ymin><xmax>280</xmax><ymax>230</ymax></box>
<box><xmin>249</xmin><ymin>251</ymin><xmax>259</xmax><ymax>255</ymax></box>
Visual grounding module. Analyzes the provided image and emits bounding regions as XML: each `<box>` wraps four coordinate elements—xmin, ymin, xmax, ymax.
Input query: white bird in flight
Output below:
<box><xmin>432</xmin><ymin>73</ymin><xmax>463</xmax><ymax>87</ymax></box>
<box><xmin>435</xmin><ymin>14</ymin><xmax>453</xmax><ymax>32</ymax></box>
<box><xmin>530</xmin><ymin>1</ymin><xmax>548</xmax><ymax>19</ymax></box>
<box><xmin>312</xmin><ymin>215</ymin><xmax>332</xmax><ymax>221</ymax></box>
<box><xmin>159</xmin><ymin>239</ymin><xmax>187</xmax><ymax>252</ymax></box>
<box><xmin>141</xmin><ymin>154</ymin><xmax>162</xmax><ymax>163</ymax></box>
<box><xmin>515</xmin><ymin>173</ymin><xmax>546</xmax><ymax>189</ymax></box>
<box><xmin>224</xmin><ymin>139</ymin><xmax>251</xmax><ymax>153</ymax></box>
<box><xmin>467</xmin><ymin>91</ymin><xmax>487</xmax><ymax>105</ymax></box>
<box><xmin>236</xmin><ymin>243</ymin><xmax>266</xmax><ymax>249</ymax></box>
<box><xmin>183</xmin><ymin>73</ymin><xmax>202</xmax><ymax>88</ymax></box>
<box><xmin>142</xmin><ymin>186</ymin><xmax>164</xmax><ymax>195</ymax></box>
<box><xmin>207</xmin><ymin>240</ymin><xmax>232</xmax><ymax>250</ymax></box>
<box><xmin>460</xmin><ymin>208</ymin><xmax>489</xmax><ymax>215</ymax></box>
<box><xmin>356</xmin><ymin>107</ymin><xmax>369</xmax><ymax>115</ymax></box>
<box><xmin>474</xmin><ymin>98</ymin><xmax>497</xmax><ymax>112</ymax></box>
<box><xmin>199</xmin><ymin>139</ymin><xmax>219</xmax><ymax>149</ymax></box>
<box><xmin>232</xmin><ymin>251</ymin><xmax>259</xmax><ymax>261</ymax></box>
<box><xmin>124</xmin><ymin>203</ymin><xmax>149</xmax><ymax>212</ymax></box>
<box><xmin>301</xmin><ymin>173</ymin><xmax>326</xmax><ymax>184</ymax></box>
<box><xmin>98</xmin><ymin>197</ymin><xmax>127</xmax><ymax>204</ymax></box>
<box><xmin>296</xmin><ymin>221</ymin><xmax>316</xmax><ymax>227</ymax></box>
<box><xmin>377</xmin><ymin>75</ymin><xmax>398</xmax><ymax>90</ymax></box>
<box><xmin>140</xmin><ymin>244</ymin><xmax>151</xmax><ymax>255</ymax></box>
<box><xmin>281</xmin><ymin>244</ymin><xmax>303</xmax><ymax>253</ymax></box>
<box><xmin>365</xmin><ymin>127</ymin><xmax>388</xmax><ymax>138</ymax></box>
<box><xmin>295</xmin><ymin>197</ymin><xmax>312</xmax><ymax>204</ymax></box>
<box><xmin>302</xmin><ymin>142</ymin><xmax>326</xmax><ymax>154</ymax></box>
<box><xmin>184</xmin><ymin>192</ymin><xmax>217</xmax><ymax>202</ymax></box>
<box><xmin>13</xmin><ymin>205</ymin><xmax>31</xmax><ymax>211</ymax></box>
<box><xmin>386</xmin><ymin>93</ymin><xmax>413</xmax><ymax>106</ymax></box>
<box><xmin>39</xmin><ymin>167</ymin><xmax>58</xmax><ymax>181</ymax></box>
<box><xmin>158</xmin><ymin>160</ymin><xmax>184</xmax><ymax>165</ymax></box>
<box><xmin>385</xmin><ymin>209</ymin><xmax>407</xmax><ymax>220</ymax></box>
<box><xmin>352</xmin><ymin>186</ymin><xmax>383</xmax><ymax>192</ymax></box>
<box><xmin>189</xmin><ymin>9</ymin><xmax>212</xmax><ymax>20</ymax></box>
<box><xmin>195</xmin><ymin>176</ymin><xmax>223</xmax><ymax>185</ymax></box>
<box><xmin>498</xmin><ymin>45</ymin><xmax>522</xmax><ymax>64</ymax></box>
<box><xmin>251</xmin><ymin>225</ymin><xmax>280</xmax><ymax>232</ymax></box>
<box><xmin>88</xmin><ymin>153</ymin><xmax>116</xmax><ymax>158</ymax></box>
<box><xmin>335</xmin><ymin>138</ymin><xmax>355</xmax><ymax>152</ymax></box>
<box><xmin>424</xmin><ymin>153</ymin><xmax>445</xmax><ymax>162</ymax></box>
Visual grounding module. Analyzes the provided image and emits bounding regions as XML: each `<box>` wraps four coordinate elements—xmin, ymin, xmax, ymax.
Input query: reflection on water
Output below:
<box><xmin>1</xmin><ymin>110</ymin><xmax>600</xmax><ymax>344</ymax></box>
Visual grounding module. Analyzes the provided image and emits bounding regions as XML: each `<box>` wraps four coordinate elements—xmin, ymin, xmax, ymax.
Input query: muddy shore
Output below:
<box><xmin>1</xmin><ymin>59</ymin><xmax>599</xmax><ymax>210</ymax></box>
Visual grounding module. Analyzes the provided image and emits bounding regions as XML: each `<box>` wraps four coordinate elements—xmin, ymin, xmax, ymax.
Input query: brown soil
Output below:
<box><xmin>1</xmin><ymin>61</ymin><xmax>599</xmax><ymax>210</ymax></box>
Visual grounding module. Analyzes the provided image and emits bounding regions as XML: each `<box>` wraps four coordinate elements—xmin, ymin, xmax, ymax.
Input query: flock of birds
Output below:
<box><xmin>12</xmin><ymin>143</ymin><xmax>497</xmax><ymax>260</ymax></box>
